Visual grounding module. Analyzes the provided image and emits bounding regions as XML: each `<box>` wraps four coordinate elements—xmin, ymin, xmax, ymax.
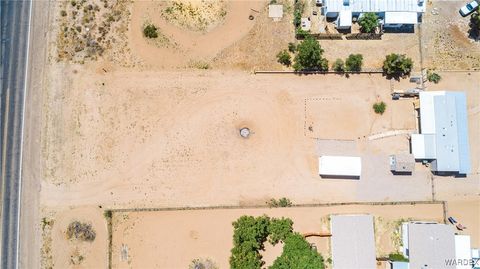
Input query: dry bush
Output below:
<box><xmin>66</xmin><ymin>221</ymin><xmax>96</xmax><ymax>242</ymax></box>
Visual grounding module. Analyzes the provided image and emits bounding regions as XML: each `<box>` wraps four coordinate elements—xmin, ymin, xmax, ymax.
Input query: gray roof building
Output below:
<box><xmin>404</xmin><ymin>222</ymin><xmax>456</xmax><ymax>269</ymax></box>
<box><xmin>411</xmin><ymin>91</ymin><xmax>471</xmax><ymax>174</ymax></box>
<box><xmin>330</xmin><ymin>215</ymin><xmax>376</xmax><ymax>269</ymax></box>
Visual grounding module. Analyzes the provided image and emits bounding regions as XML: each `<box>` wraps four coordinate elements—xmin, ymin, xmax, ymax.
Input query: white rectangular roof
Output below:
<box><xmin>318</xmin><ymin>156</ymin><xmax>361</xmax><ymax>178</ymax></box>
<box><xmin>339</xmin><ymin>10</ymin><xmax>352</xmax><ymax>27</ymax></box>
<box><xmin>331</xmin><ymin>215</ymin><xmax>376</xmax><ymax>269</ymax></box>
<box><xmin>407</xmin><ymin>222</ymin><xmax>456</xmax><ymax>269</ymax></box>
<box><xmin>385</xmin><ymin>11</ymin><xmax>418</xmax><ymax>24</ymax></box>
<box><xmin>455</xmin><ymin>235</ymin><xmax>472</xmax><ymax>269</ymax></box>
<box><xmin>411</xmin><ymin>134</ymin><xmax>436</xmax><ymax>159</ymax></box>
<box><xmin>419</xmin><ymin>91</ymin><xmax>445</xmax><ymax>134</ymax></box>
<box><xmin>323</xmin><ymin>0</ymin><xmax>426</xmax><ymax>13</ymax></box>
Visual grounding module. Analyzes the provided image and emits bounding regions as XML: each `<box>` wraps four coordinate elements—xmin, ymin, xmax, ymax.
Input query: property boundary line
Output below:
<box><xmin>104</xmin><ymin>200</ymin><xmax>448</xmax><ymax>267</ymax></box>
<box><xmin>104</xmin><ymin>200</ymin><xmax>446</xmax><ymax>213</ymax></box>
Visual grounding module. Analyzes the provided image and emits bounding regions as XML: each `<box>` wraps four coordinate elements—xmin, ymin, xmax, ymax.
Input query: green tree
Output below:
<box><xmin>143</xmin><ymin>24</ymin><xmax>158</xmax><ymax>38</ymax></box>
<box><xmin>268</xmin><ymin>218</ymin><xmax>293</xmax><ymax>245</ymax></box>
<box><xmin>230</xmin><ymin>216</ymin><xmax>271</xmax><ymax>269</ymax></box>
<box><xmin>373</xmin><ymin>101</ymin><xmax>386</xmax><ymax>115</ymax></box>
<box><xmin>332</xmin><ymin>58</ymin><xmax>345</xmax><ymax>72</ymax></box>
<box><xmin>345</xmin><ymin>54</ymin><xmax>363</xmax><ymax>72</ymax></box>
<box><xmin>470</xmin><ymin>11</ymin><xmax>480</xmax><ymax>38</ymax></box>
<box><xmin>382</xmin><ymin>53</ymin><xmax>413</xmax><ymax>77</ymax></box>
<box><xmin>358</xmin><ymin>13</ymin><xmax>379</xmax><ymax>33</ymax></box>
<box><xmin>293</xmin><ymin>36</ymin><xmax>328</xmax><ymax>71</ymax></box>
<box><xmin>269</xmin><ymin>233</ymin><xmax>325</xmax><ymax>269</ymax></box>
<box><xmin>276</xmin><ymin>50</ymin><xmax>292</xmax><ymax>66</ymax></box>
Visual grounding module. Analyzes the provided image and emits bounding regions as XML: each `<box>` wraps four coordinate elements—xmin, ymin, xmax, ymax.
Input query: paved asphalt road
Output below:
<box><xmin>0</xmin><ymin>1</ymin><xmax>32</xmax><ymax>268</ymax></box>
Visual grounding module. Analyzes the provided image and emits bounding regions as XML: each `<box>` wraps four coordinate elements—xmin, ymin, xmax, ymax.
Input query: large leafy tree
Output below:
<box><xmin>230</xmin><ymin>216</ymin><xmax>271</xmax><ymax>269</ymax></box>
<box><xmin>358</xmin><ymin>12</ymin><xmax>379</xmax><ymax>33</ymax></box>
<box><xmin>382</xmin><ymin>53</ymin><xmax>413</xmax><ymax>77</ymax></box>
<box><xmin>293</xmin><ymin>37</ymin><xmax>328</xmax><ymax>71</ymax></box>
<box><xmin>269</xmin><ymin>233</ymin><xmax>325</xmax><ymax>269</ymax></box>
<box><xmin>345</xmin><ymin>54</ymin><xmax>363</xmax><ymax>72</ymax></box>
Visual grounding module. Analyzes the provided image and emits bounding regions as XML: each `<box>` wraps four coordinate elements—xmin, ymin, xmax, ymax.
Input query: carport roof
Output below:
<box><xmin>330</xmin><ymin>215</ymin><xmax>376</xmax><ymax>269</ymax></box>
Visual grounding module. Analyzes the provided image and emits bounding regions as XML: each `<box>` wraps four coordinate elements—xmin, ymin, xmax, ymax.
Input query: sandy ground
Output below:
<box><xmin>110</xmin><ymin>204</ymin><xmax>445</xmax><ymax>269</ymax></box>
<box><xmin>320</xmin><ymin>31</ymin><xmax>422</xmax><ymax>71</ymax></box>
<box><xmin>33</xmin><ymin>0</ymin><xmax>480</xmax><ymax>267</ymax></box>
<box><xmin>128</xmin><ymin>0</ymin><xmax>267</xmax><ymax>69</ymax></box>
<box><xmin>42</xmin><ymin>70</ymin><xmax>442</xmax><ymax>210</ymax></box>
<box><xmin>46</xmin><ymin>207</ymin><xmax>108</xmax><ymax>269</ymax></box>
<box><xmin>422</xmin><ymin>0</ymin><xmax>480</xmax><ymax>70</ymax></box>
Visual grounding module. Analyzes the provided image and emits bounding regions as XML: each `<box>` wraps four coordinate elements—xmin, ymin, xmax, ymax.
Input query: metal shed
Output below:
<box><xmin>389</xmin><ymin>154</ymin><xmax>415</xmax><ymax>173</ymax></box>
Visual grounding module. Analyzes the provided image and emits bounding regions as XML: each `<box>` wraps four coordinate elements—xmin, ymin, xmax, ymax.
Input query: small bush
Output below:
<box><xmin>383</xmin><ymin>53</ymin><xmax>413</xmax><ymax>77</ymax></box>
<box><xmin>373</xmin><ymin>101</ymin><xmax>387</xmax><ymax>115</ymax></box>
<box><xmin>332</xmin><ymin>59</ymin><xmax>345</xmax><ymax>72</ymax></box>
<box><xmin>345</xmin><ymin>54</ymin><xmax>363</xmax><ymax>72</ymax></box>
<box><xmin>190</xmin><ymin>258</ymin><xmax>218</xmax><ymax>269</ymax></box>
<box><xmin>60</xmin><ymin>10</ymin><xmax>67</xmax><ymax>17</ymax></box>
<box><xmin>66</xmin><ymin>221</ymin><xmax>96</xmax><ymax>242</ymax></box>
<box><xmin>143</xmin><ymin>24</ymin><xmax>158</xmax><ymax>39</ymax></box>
<box><xmin>288</xmin><ymin>42</ymin><xmax>297</xmax><ymax>53</ymax></box>
<box><xmin>268</xmin><ymin>197</ymin><xmax>293</xmax><ymax>207</ymax></box>
<box><xmin>277</xmin><ymin>50</ymin><xmax>292</xmax><ymax>66</ymax></box>
<box><xmin>389</xmin><ymin>253</ymin><xmax>409</xmax><ymax>262</ymax></box>
<box><xmin>427</xmin><ymin>71</ymin><xmax>441</xmax><ymax>84</ymax></box>
<box><xmin>358</xmin><ymin>12</ymin><xmax>379</xmax><ymax>33</ymax></box>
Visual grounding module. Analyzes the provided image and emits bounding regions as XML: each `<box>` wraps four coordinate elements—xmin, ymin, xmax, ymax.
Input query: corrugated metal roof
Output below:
<box><xmin>414</xmin><ymin>91</ymin><xmax>471</xmax><ymax>174</ymax></box>
<box><xmin>331</xmin><ymin>215</ymin><xmax>376</xmax><ymax>269</ymax></box>
<box><xmin>323</xmin><ymin>0</ymin><xmax>426</xmax><ymax>13</ymax></box>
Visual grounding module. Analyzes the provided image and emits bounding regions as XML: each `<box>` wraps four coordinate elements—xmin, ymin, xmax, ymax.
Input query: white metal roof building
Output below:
<box><xmin>318</xmin><ymin>156</ymin><xmax>361</xmax><ymax>178</ymax></box>
<box><xmin>411</xmin><ymin>91</ymin><xmax>471</xmax><ymax>174</ymax></box>
<box><xmin>455</xmin><ymin>235</ymin><xmax>472</xmax><ymax>269</ymax></box>
<box><xmin>322</xmin><ymin>0</ymin><xmax>426</xmax><ymax>26</ymax></box>
<box><xmin>330</xmin><ymin>215</ymin><xmax>376</xmax><ymax>269</ymax></box>
<box><xmin>322</xmin><ymin>0</ymin><xmax>426</xmax><ymax>14</ymax></box>
<box><xmin>403</xmin><ymin>222</ymin><xmax>456</xmax><ymax>269</ymax></box>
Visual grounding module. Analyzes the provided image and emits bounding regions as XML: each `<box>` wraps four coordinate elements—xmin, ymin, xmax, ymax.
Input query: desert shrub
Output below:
<box><xmin>332</xmin><ymin>58</ymin><xmax>345</xmax><ymax>72</ymax></box>
<box><xmin>373</xmin><ymin>101</ymin><xmax>387</xmax><ymax>115</ymax></box>
<box><xmin>276</xmin><ymin>50</ymin><xmax>292</xmax><ymax>66</ymax></box>
<box><xmin>293</xmin><ymin>36</ymin><xmax>328</xmax><ymax>71</ymax></box>
<box><xmin>345</xmin><ymin>54</ymin><xmax>363</xmax><ymax>72</ymax></box>
<box><xmin>288</xmin><ymin>42</ymin><xmax>297</xmax><ymax>53</ymax></box>
<box><xmin>60</xmin><ymin>10</ymin><xmax>68</xmax><ymax>17</ymax></box>
<box><xmin>190</xmin><ymin>258</ymin><xmax>218</xmax><ymax>269</ymax></box>
<box><xmin>358</xmin><ymin>12</ymin><xmax>379</xmax><ymax>33</ymax></box>
<box><xmin>66</xmin><ymin>221</ymin><xmax>96</xmax><ymax>242</ymax></box>
<box><xmin>427</xmin><ymin>71</ymin><xmax>441</xmax><ymax>84</ymax></box>
<box><xmin>382</xmin><ymin>53</ymin><xmax>413</xmax><ymax>77</ymax></box>
<box><xmin>268</xmin><ymin>198</ymin><xmax>292</xmax><ymax>208</ymax></box>
<box><xmin>143</xmin><ymin>24</ymin><xmax>158</xmax><ymax>38</ymax></box>
<box><xmin>270</xmin><ymin>233</ymin><xmax>325</xmax><ymax>269</ymax></box>
<box><xmin>389</xmin><ymin>253</ymin><xmax>409</xmax><ymax>262</ymax></box>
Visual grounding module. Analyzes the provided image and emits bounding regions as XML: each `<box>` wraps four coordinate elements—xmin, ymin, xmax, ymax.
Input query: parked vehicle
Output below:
<box><xmin>459</xmin><ymin>0</ymin><xmax>479</xmax><ymax>17</ymax></box>
<box><xmin>448</xmin><ymin>216</ymin><xmax>457</xmax><ymax>224</ymax></box>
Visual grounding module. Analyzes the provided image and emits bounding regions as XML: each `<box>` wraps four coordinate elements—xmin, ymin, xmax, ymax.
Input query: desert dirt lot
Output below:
<box><xmin>42</xmin><ymin>70</ymin><xmax>443</xmax><ymax>209</ymax></box>
<box><xmin>422</xmin><ymin>0</ymin><xmax>480</xmax><ymax>70</ymax></box>
<box><xmin>108</xmin><ymin>204</ymin><xmax>445</xmax><ymax>269</ymax></box>
<box><xmin>36</xmin><ymin>0</ymin><xmax>480</xmax><ymax>268</ymax></box>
